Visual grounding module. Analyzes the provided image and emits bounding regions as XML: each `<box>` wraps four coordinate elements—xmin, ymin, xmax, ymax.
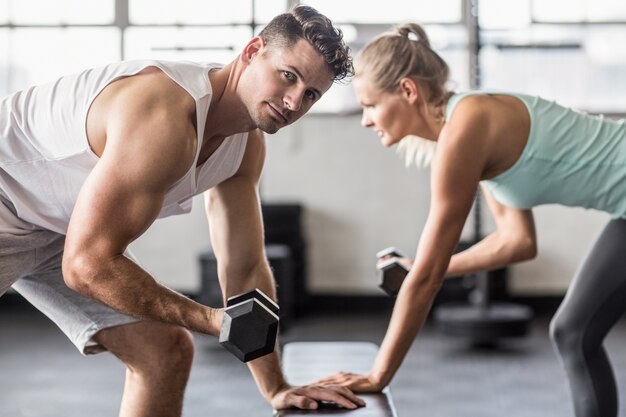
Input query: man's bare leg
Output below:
<box><xmin>94</xmin><ymin>321</ymin><xmax>195</xmax><ymax>417</ymax></box>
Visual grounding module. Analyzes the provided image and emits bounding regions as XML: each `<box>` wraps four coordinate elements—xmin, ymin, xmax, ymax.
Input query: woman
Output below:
<box><xmin>316</xmin><ymin>23</ymin><xmax>626</xmax><ymax>417</ymax></box>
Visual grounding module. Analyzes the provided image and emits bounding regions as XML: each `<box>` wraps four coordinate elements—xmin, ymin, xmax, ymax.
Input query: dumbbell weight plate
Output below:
<box><xmin>377</xmin><ymin>258</ymin><xmax>409</xmax><ymax>296</ymax></box>
<box><xmin>219</xmin><ymin>289</ymin><xmax>280</xmax><ymax>362</ymax></box>
<box><xmin>226</xmin><ymin>288</ymin><xmax>280</xmax><ymax>314</ymax></box>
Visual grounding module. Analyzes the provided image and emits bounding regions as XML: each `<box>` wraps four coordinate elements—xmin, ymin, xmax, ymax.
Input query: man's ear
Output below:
<box><xmin>240</xmin><ymin>36</ymin><xmax>266</xmax><ymax>65</ymax></box>
<box><xmin>399</xmin><ymin>77</ymin><xmax>420</xmax><ymax>104</ymax></box>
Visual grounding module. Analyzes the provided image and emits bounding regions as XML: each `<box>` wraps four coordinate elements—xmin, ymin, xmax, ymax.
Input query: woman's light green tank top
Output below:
<box><xmin>445</xmin><ymin>91</ymin><xmax>626</xmax><ymax>218</ymax></box>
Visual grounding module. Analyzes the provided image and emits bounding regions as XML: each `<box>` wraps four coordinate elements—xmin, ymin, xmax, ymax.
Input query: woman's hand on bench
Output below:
<box><xmin>314</xmin><ymin>371</ymin><xmax>384</xmax><ymax>393</ymax></box>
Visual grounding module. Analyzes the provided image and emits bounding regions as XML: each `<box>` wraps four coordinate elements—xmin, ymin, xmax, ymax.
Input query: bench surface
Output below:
<box><xmin>274</xmin><ymin>342</ymin><xmax>399</xmax><ymax>416</ymax></box>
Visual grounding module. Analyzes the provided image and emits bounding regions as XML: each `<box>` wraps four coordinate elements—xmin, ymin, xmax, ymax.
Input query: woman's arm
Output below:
<box><xmin>368</xmin><ymin>118</ymin><xmax>486</xmax><ymax>387</ymax></box>
<box><xmin>445</xmin><ymin>184</ymin><xmax>537</xmax><ymax>278</ymax></box>
<box><xmin>317</xmin><ymin>101</ymin><xmax>501</xmax><ymax>391</ymax></box>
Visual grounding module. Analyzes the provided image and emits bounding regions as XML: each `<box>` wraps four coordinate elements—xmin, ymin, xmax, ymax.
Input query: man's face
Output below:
<box><xmin>240</xmin><ymin>37</ymin><xmax>334</xmax><ymax>134</ymax></box>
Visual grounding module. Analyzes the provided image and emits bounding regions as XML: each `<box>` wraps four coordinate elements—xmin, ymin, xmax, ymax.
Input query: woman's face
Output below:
<box><xmin>353</xmin><ymin>76</ymin><xmax>416</xmax><ymax>147</ymax></box>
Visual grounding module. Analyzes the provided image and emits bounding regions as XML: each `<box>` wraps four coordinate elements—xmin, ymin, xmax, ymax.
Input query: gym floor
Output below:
<box><xmin>1</xmin><ymin>296</ymin><xmax>625</xmax><ymax>417</ymax></box>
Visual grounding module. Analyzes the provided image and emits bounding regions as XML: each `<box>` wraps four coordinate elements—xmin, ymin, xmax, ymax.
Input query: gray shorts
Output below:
<box><xmin>1</xmin><ymin>229</ymin><xmax>140</xmax><ymax>355</ymax></box>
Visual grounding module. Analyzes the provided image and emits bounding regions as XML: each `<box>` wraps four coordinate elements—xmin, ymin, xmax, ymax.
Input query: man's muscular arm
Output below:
<box><xmin>205</xmin><ymin>129</ymin><xmax>284</xmax><ymax>398</ymax></box>
<box><xmin>205</xmin><ymin>130</ymin><xmax>364</xmax><ymax>410</ymax></box>
<box><xmin>62</xmin><ymin>72</ymin><xmax>222</xmax><ymax>336</ymax></box>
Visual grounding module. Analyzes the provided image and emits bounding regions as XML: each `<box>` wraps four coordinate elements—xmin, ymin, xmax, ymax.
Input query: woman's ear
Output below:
<box><xmin>399</xmin><ymin>77</ymin><xmax>420</xmax><ymax>104</ymax></box>
<box><xmin>240</xmin><ymin>36</ymin><xmax>266</xmax><ymax>65</ymax></box>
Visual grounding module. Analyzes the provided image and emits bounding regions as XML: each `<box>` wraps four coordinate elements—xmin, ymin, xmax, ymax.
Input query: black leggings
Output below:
<box><xmin>550</xmin><ymin>218</ymin><xmax>626</xmax><ymax>417</ymax></box>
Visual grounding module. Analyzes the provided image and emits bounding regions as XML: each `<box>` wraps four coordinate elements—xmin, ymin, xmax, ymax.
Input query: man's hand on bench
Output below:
<box><xmin>314</xmin><ymin>371</ymin><xmax>383</xmax><ymax>393</ymax></box>
<box><xmin>270</xmin><ymin>383</ymin><xmax>367</xmax><ymax>410</ymax></box>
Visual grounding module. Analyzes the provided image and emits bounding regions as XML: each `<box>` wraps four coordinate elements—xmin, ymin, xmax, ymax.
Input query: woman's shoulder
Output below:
<box><xmin>445</xmin><ymin>93</ymin><xmax>494</xmax><ymax>126</ymax></box>
<box><xmin>447</xmin><ymin>91</ymin><xmax>529</xmax><ymax>125</ymax></box>
<box><xmin>442</xmin><ymin>91</ymin><xmax>529</xmax><ymax>151</ymax></box>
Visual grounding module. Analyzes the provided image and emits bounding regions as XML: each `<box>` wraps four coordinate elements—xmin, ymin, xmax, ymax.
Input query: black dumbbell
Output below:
<box><xmin>376</xmin><ymin>247</ymin><xmax>409</xmax><ymax>296</ymax></box>
<box><xmin>219</xmin><ymin>288</ymin><xmax>280</xmax><ymax>362</ymax></box>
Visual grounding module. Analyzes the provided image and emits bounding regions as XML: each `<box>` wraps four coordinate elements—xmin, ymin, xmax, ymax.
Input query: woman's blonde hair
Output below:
<box><xmin>356</xmin><ymin>23</ymin><xmax>451</xmax><ymax>168</ymax></box>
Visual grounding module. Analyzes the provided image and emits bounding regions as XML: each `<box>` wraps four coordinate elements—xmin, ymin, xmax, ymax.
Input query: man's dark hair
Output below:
<box><xmin>258</xmin><ymin>5</ymin><xmax>353</xmax><ymax>83</ymax></box>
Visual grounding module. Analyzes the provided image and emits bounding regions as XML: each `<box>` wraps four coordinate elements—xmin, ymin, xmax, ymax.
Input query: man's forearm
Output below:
<box><xmin>243</xmin><ymin>263</ymin><xmax>289</xmax><ymax>401</ymax></box>
<box><xmin>64</xmin><ymin>254</ymin><xmax>218</xmax><ymax>335</ymax></box>
<box><xmin>247</xmin><ymin>347</ymin><xmax>288</xmax><ymax>401</ymax></box>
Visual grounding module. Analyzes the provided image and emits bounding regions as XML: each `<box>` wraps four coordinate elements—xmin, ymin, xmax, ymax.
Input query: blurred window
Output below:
<box><xmin>480</xmin><ymin>0</ymin><xmax>626</xmax><ymax>113</ymax></box>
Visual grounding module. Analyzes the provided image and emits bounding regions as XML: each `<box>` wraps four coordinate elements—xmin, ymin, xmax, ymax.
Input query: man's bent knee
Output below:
<box><xmin>94</xmin><ymin>321</ymin><xmax>195</xmax><ymax>373</ymax></box>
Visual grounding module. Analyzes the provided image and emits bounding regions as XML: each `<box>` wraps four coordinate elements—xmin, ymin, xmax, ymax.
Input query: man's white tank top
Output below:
<box><xmin>0</xmin><ymin>60</ymin><xmax>248</xmax><ymax>234</ymax></box>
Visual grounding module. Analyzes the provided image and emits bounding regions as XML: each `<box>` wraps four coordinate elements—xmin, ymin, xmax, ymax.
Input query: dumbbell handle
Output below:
<box><xmin>377</xmin><ymin>257</ymin><xmax>410</xmax><ymax>272</ymax></box>
<box><xmin>376</xmin><ymin>246</ymin><xmax>407</xmax><ymax>260</ymax></box>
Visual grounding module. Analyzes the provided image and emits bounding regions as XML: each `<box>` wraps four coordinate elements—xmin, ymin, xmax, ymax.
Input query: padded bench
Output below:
<box><xmin>274</xmin><ymin>342</ymin><xmax>399</xmax><ymax>416</ymax></box>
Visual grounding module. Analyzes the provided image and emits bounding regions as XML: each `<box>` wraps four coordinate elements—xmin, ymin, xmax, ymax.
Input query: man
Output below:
<box><xmin>0</xmin><ymin>5</ymin><xmax>364</xmax><ymax>416</ymax></box>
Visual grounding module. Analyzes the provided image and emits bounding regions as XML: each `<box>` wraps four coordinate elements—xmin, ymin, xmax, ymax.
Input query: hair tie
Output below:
<box><xmin>407</xmin><ymin>31</ymin><xmax>419</xmax><ymax>41</ymax></box>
